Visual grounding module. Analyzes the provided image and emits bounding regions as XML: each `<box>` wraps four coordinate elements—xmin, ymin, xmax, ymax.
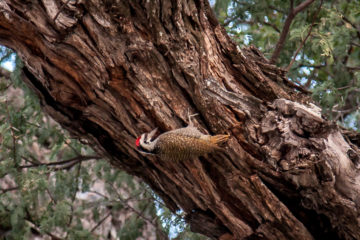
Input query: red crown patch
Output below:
<box><xmin>135</xmin><ymin>136</ymin><xmax>141</xmax><ymax>147</ymax></box>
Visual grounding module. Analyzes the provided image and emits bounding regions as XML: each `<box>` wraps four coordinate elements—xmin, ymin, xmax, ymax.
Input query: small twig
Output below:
<box><xmin>342</xmin><ymin>15</ymin><xmax>360</xmax><ymax>40</ymax></box>
<box><xmin>222</xmin><ymin>15</ymin><xmax>238</xmax><ymax>27</ymax></box>
<box><xmin>270</xmin><ymin>0</ymin><xmax>315</xmax><ymax>63</ymax></box>
<box><xmin>65</xmin><ymin>139</ymin><xmax>81</xmax><ymax>156</ymax></box>
<box><xmin>19</xmin><ymin>155</ymin><xmax>100</xmax><ymax>169</ymax></box>
<box><xmin>24</xmin><ymin>120</ymin><xmax>41</xmax><ymax>128</ymax></box>
<box><xmin>46</xmin><ymin>188</ymin><xmax>57</xmax><ymax>204</ymax></box>
<box><xmin>21</xmin><ymin>155</ymin><xmax>42</xmax><ymax>165</ymax></box>
<box><xmin>73</xmin><ymin>161</ymin><xmax>82</xmax><ymax>203</ymax></box>
<box><xmin>283</xmin><ymin>77</ymin><xmax>312</xmax><ymax>94</ymax></box>
<box><xmin>87</xmin><ymin>190</ymin><xmax>109</xmax><ymax>199</ymax></box>
<box><xmin>269</xmin><ymin>5</ymin><xmax>287</xmax><ymax>14</ymax></box>
<box><xmin>336</xmin><ymin>84</ymin><xmax>354</xmax><ymax>91</ymax></box>
<box><xmin>110</xmin><ymin>183</ymin><xmax>169</xmax><ymax>240</ymax></box>
<box><xmin>4</xmin><ymin>100</ymin><xmax>19</xmax><ymax>169</ymax></box>
<box><xmin>297</xmin><ymin>63</ymin><xmax>326</xmax><ymax>69</ymax></box>
<box><xmin>261</xmin><ymin>20</ymin><xmax>281</xmax><ymax>33</ymax></box>
<box><xmin>90</xmin><ymin>211</ymin><xmax>111</xmax><ymax>233</ymax></box>
<box><xmin>0</xmin><ymin>186</ymin><xmax>19</xmax><ymax>194</ymax></box>
<box><xmin>25</xmin><ymin>219</ymin><xmax>64</xmax><ymax>240</ymax></box>
<box><xmin>142</xmin><ymin>187</ymin><xmax>168</xmax><ymax>209</ymax></box>
<box><xmin>347</xmin><ymin>66</ymin><xmax>360</xmax><ymax>71</ymax></box>
<box><xmin>304</xmin><ymin>69</ymin><xmax>317</xmax><ymax>89</ymax></box>
<box><xmin>53</xmin><ymin>156</ymin><xmax>97</xmax><ymax>171</ymax></box>
<box><xmin>0</xmin><ymin>50</ymin><xmax>13</xmax><ymax>64</ymax></box>
<box><xmin>342</xmin><ymin>45</ymin><xmax>353</xmax><ymax>65</ymax></box>
<box><xmin>66</xmin><ymin>160</ymin><xmax>82</xmax><ymax>229</ymax></box>
<box><xmin>286</xmin><ymin>0</ymin><xmax>323</xmax><ymax>72</ymax></box>
<box><xmin>350</xmin><ymin>42</ymin><xmax>360</xmax><ymax>47</ymax></box>
<box><xmin>53</xmin><ymin>0</ymin><xmax>72</xmax><ymax>23</ymax></box>
<box><xmin>224</xmin><ymin>19</ymin><xmax>281</xmax><ymax>33</ymax></box>
<box><xmin>24</xmin><ymin>208</ymin><xmax>64</xmax><ymax>240</ymax></box>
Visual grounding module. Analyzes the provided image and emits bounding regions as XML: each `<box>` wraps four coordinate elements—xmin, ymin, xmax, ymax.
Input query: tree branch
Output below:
<box><xmin>4</xmin><ymin>100</ymin><xmax>19</xmax><ymax>170</ymax></box>
<box><xmin>342</xmin><ymin>15</ymin><xmax>360</xmax><ymax>40</ymax></box>
<box><xmin>65</xmin><ymin>160</ymin><xmax>83</xmax><ymax>238</ymax></box>
<box><xmin>110</xmin><ymin>182</ymin><xmax>169</xmax><ymax>240</ymax></box>
<box><xmin>347</xmin><ymin>66</ymin><xmax>360</xmax><ymax>71</ymax></box>
<box><xmin>90</xmin><ymin>211</ymin><xmax>111</xmax><ymax>233</ymax></box>
<box><xmin>297</xmin><ymin>63</ymin><xmax>326</xmax><ymax>69</ymax></box>
<box><xmin>21</xmin><ymin>155</ymin><xmax>42</xmax><ymax>165</ymax></box>
<box><xmin>0</xmin><ymin>186</ymin><xmax>18</xmax><ymax>194</ymax></box>
<box><xmin>350</xmin><ymin>42</ymin><xmax>360</xmax><ymax>47</ymax></box>
<box><xmin>223</xmin><ymin>19</ymin><xmax>280</xmax><ymax>32</ymax></box>
<box><xmin>268</xmin><ymin>5</ymin><xmax>286</xmax><ymax>14</ymax></box>
<box><xmin>261</xmin><ymin>20</ymin><xmax>281</xmax><ymax>33</ymax></box>
<box><xmin>286</xmin><ymin>0</ymin><xmax>323</xmax><ymax>71</ymax></box>
<box><xmin>19</xmin><ymin>155</ymin><xmax>101</xmax><ymax>170</ymax></box>
<box><xmin>270</xmin><ymin>0</ymin><xmax>315</xmax><ymax>63</ymax></box>
<box><xmin>25</xmin><ymin>210</ymin><xmax>64</xmax><ymax>240</ymax></box>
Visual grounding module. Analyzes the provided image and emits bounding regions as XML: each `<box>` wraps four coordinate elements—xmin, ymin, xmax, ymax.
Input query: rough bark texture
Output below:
<box><xmin>1</xmin><ymin>0</ymin><xmax>360</xmax><ymax>239</ymax></box>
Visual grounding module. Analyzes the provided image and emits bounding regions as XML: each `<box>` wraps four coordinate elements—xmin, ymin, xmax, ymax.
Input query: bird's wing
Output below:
<box><xmin>156</xmin><ymin>133</ymin><xmax>220</xmax><ymax>161</ymax></box>
<box><xmin>163</xmin><ymin>126</ymin><xmax>204</xmax><ymax>138</ymax></box>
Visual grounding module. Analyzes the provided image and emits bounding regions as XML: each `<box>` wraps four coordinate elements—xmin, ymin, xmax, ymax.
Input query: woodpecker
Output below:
<box><xmin>135</xmin><ymin>114</ymin><xmax>229</xmax><ymax>161</ymax></box>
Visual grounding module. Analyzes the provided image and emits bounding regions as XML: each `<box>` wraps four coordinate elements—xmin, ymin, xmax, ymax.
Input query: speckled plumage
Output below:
<box><xmin>136</xmin><ymin>121</ymin><xmax>229</xmax><ymax>161</ymax></box>
<box><xmin>155</xmin><ymin>129</ymin><xmax>228</xmax><ymax>161</ymax></box>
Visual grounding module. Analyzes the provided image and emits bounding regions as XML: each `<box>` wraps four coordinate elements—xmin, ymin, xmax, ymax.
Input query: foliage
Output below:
<box><xmin>0</xmin><ymin>53</ymin><xmax>208</xmax><ymax>239</ymax></box>
<box><xmin>215</xmin><ymin>0</ymin><xmax>360</xmax><ymax>129</ymax></box>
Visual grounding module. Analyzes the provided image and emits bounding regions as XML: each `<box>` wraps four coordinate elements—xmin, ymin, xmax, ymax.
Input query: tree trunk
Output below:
<box><xmin>1</xmin><ymin>0</ymin><xmax>360</xmax><ymax>239</ymax></box>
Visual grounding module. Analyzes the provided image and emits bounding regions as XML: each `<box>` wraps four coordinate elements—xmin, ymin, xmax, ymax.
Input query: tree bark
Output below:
<box><xmin>1</xmin><ymin>0</ymin><xmax>360</xmax><ymax>239</ymax></box>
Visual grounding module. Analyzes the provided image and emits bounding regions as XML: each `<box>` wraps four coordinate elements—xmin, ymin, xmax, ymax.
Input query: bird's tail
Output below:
<box><xmin>210</xmin><ymin>134</ymin><xmax>230</xmax><ymax>146</ymax></box>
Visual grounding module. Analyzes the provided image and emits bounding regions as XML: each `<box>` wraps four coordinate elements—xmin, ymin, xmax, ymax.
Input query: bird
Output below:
<box><xmin>135</xmin><ymin>113</ymin><xmax>229</xmax><ymax>161</ymax></box>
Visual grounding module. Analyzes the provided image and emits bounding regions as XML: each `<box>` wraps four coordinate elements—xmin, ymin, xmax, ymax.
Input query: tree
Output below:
<box><xmin>1</xmin><ymin>0</ymin><xmax>360</xmax><ymax>239</ymax></box>
<box><xmin>0</xmin><ymin>53</ymin><xmax>173</xmax><ymax>239</ymax></box>
<box><xmin>220</xmin><ymin>0</ymin><xmax>360</xmax><ymax>126</ymax></box>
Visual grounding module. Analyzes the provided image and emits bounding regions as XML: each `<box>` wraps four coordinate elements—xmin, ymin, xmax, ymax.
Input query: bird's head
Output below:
<box><xmin>135</xmin><ymin>128</ymin><xmax>158</xmax><ymax>154</ymax></box>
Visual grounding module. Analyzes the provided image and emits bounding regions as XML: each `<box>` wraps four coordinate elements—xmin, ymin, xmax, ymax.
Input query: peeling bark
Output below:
<box><xmin>1</xmin><ymin>0</ymin><xmax>360</xmax><ymax>239</ymax></box>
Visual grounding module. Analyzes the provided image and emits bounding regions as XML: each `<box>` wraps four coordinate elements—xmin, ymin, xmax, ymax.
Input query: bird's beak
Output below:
<box><xmin>147</xmin><ymin>128</ymin><xmax>158</xmax><ymax>141</ymax></box>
